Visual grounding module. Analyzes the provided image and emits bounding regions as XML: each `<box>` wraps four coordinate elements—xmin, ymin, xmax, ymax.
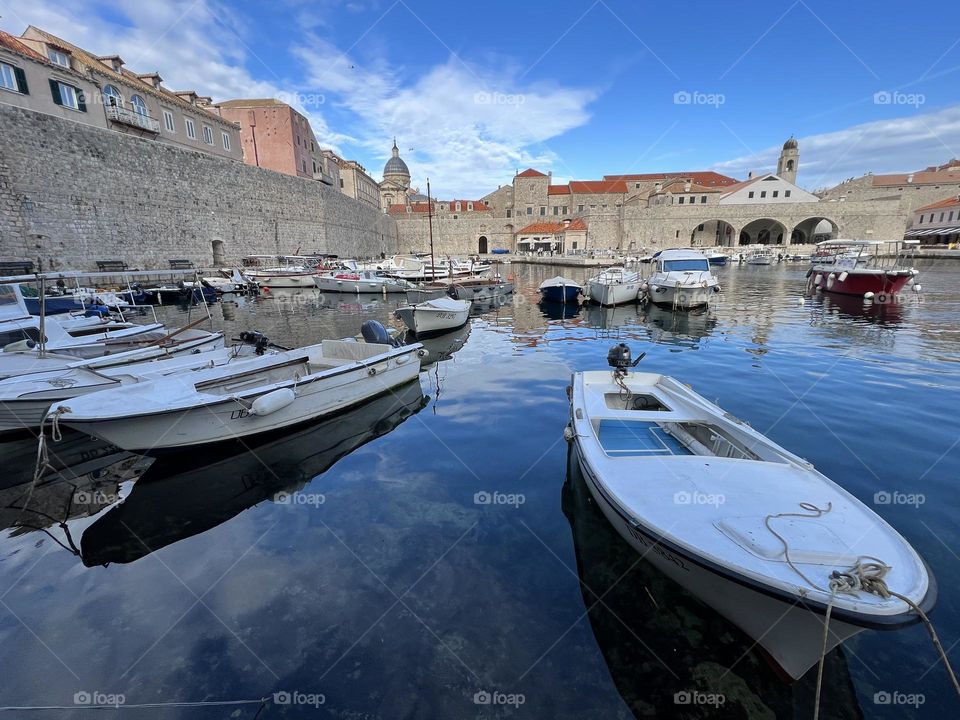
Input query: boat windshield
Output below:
<box><xmin>662</xmin><ymin>259</ymin><xmax>709</xmax><ymax>272</ymax></box>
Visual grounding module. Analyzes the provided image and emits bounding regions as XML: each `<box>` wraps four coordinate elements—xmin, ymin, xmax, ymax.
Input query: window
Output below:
<box><xmin>784</xmin><ymin>190</ymin><xmax>791</xmax><ymax>197</ymax></box>
<box><xmin>950</xmin><ymin>211</ymin><xmax>955</xmax><ymax>222</ymax></box>
<box><xmin>940</xmin><ymin>212</ymin><xmax>945</xmax><ymax>222</ymax></box>
<box><xmin>131</xmin><ymin>95</ymin><xmax>147</xmax><ymax>116</ymax></box>
<box><xmin>539</xmin><ymin>206</ymin><xmax>545</xmax><ymax>216</ymax></box>
<box><xmin>553</xmin><ymin>206</ymin><xmax>559</xmax><ymax>215</ymax></box>
<box><xmin>102</xmin><ymin>84</ymin><xmax>123</xmax><ymax>107</ymax></box>
<box><xmin>577</xmin><ymin>204</ymin><xmax>584</xmax><ymax>212</ymax></box>
<box><xmin>772</xmin><ymin>190</ymin><xmax>779</xmax><ymax>198</ymax></box>
<box><xmin>760</xmin><ymin>191</ymin><xmax>767</xmax><ymax>198</ymax></box>
<box><xmin>222</xmin><ymin>131</ymin><xmax>231</xmax><ymax>150</ymax></box>
<box><xmin>506</xmin><ymin>209</ymin><xmax>511</xmax><ymax>218</ymax></box>
<box><xmin>701</xmin><ymin>196</ymin><xmax>707</xmax><ymax>203</ymax></box>
<box><xmin>590</xmin><ymin>204</ymin><xmax>596</xmax><ymax>209</ymax></box>
<box><xmin>562</xmin><ymin>206</ymin><xmax>568</xmax><ymax>215</ymax></box>
<box><xmin>185</xmin><ymin>118</ymin><xmax>196</xmax><ymax>139</ymax></box>
<box><xmin>49</xmin><ymin>80</ymin><xmax>85</xmax><ymax>111</ymax></box>
<box><xmin>467</xmin><ymin>202</ymin><xmax>473</xmax><ymax>211</ymax></box>
<box><xmin>303</xmin><ymin>160</ymin><xmax>307</xmax><ymax>173</ymax></box>
<box><xmin>635</xmin><ymin>183</ymin><xmax>640</xmax><ymax>189</ymax></box>
<box><xmin>526</xmin><ymin>207</ymin><xmax>532</xmax><ymax>215</ymax></box>
<box><xmin>47</xmin><ymin>49</ymin><xmax>69</xmax><ymax>67</ymax></box>
<box><xmin>748</xmin><ymin>191</ymin><xmax>754</xmax><ymax>198</ymax></box>
<box><xmin>455</xmin><ymin>202</ymin><xmax>462</xmax><ymax>212</ymax></box>
<box><xmin>163</xmin><ymin>110</ymin><xmax>175</xmax><ymax>133</ymax></box>
<box><xmin>678</xmin><ymin>197</ymin><xmax>684</xmax><ymax>204</ymax></box>
<box><xmin>339</xmin><ymin>178</ymin><xmax>344</xmax><ymax>188</ymax></box>
<box><xmin>296</xmin><ymin>135</ymin><xmax>301</xmax><ymax>146</ymax></box>
<box><xmin>313</xmin><ymin>161</ymin><xmax>317</xmax><ymax>173</ymax></box>
<box><xmin>311</xmin><ymin>141</ymin><xmax>315</xmax><ymax>152</ymax></box>
<box><xmin>202</xmin><ymin>125</ymin><xmax>213</xmax><ymax>144</ymax></box>
<box><xmin>0</xmin><ymin>62</ymin><xmax>27</xmax><ymax>94</ymax></box>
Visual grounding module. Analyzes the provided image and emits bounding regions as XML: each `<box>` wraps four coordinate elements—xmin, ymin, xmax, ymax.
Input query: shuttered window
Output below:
<box><xmin>49</xmin><ymin>79</ymin><xmax>86</xmax><ymax>112</ymax></box>
<box><xmin>0</xmin><ymin>63</ymin><xmax>28</xmax><ymax>94</ymax></box>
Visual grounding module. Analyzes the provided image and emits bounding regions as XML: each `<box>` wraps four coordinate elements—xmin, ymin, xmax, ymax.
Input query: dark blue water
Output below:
<box><xmin>1</xmin><ymin>262</ymin><xmax>958</xmax><ymax>719</ymax></box>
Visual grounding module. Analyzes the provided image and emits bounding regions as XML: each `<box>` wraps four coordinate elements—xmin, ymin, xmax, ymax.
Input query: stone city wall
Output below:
<box><xmin>0</xmin><ymin>104</ymin><xmax>399</xmax><ymax>270</ymax></box>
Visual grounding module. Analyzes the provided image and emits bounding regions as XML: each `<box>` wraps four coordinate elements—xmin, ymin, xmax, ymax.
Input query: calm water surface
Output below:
<box><xmin>1</xmin><ymin>262</ymin><xmax>958</xmax><ymax>719</ymax></box>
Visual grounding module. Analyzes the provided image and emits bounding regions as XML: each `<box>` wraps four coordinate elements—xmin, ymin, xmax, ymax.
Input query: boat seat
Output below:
<box><xmin>597</xmin><ymin>420</ymin><xmax>692</xmax><ymax>457</ymax></box>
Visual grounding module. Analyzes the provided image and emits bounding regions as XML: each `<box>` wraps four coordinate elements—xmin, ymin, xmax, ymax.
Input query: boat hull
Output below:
<box><xmin>539</xmin><ymin>285</ymin><xmax>581</xmax><ymax>303</ymax></box>
<box><xmin>646</xmin><ymin>283</ymin><xmax>715</xmax><ymax>309</ymax></box>
<box><xmin>587</xmin><ymin>280</ymin><xmax>640</xmax><ymax>306</ymax></box>
<box><xmin>62</xmin><ymin>348</ymin><xmax>421</xmax><ymax>453</ymax></box>
<box><xmin>254</xmin><ymin>274</ymin><xmax>318</xmax><ymax>289</ymax></box>
<box><xmin>574</xmin><ymin>448</ymin><xmax>864</xmax><ymax>680</ymax></box>
<box><xmin>810</xmin><ymin>268</ymin><xmax>915</xmax><ymax>298</ymax></box>
<box><xmin>394</xmin><ymin>305</ymin><xmax>470</xmax><ymax>337</ymax></box>
<box><xmin>447</xmin><ymin>282</ymin><xmax>514</xmax><ymax>303</ymax></box>
<box><xmin>313</xmin><ymin>276</ymin><xmax>407</xmax><ymax>293</ymax></box>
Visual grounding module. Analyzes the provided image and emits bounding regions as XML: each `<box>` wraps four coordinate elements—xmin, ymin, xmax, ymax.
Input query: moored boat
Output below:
<box><xmin>586</xmin><ymin>267</ymin><xmax>641</xmax><ymax>306</ymax></box>
<box><xmin>644</xmin><ymin>249</ymin><xmax>719</xmax><ymax>309</ymax></box>
<box><xmin>567</xmin><ymin>344</ymin><xmax>935</xmax><ymax>680</ymax></box>
<box><xmin>394</xmin><ymin>297</ymin><xmax>471</xmax><ymax>337</ymax></box>
<box><xmin>314</xmin><ymin>270</ymin><xmax>412</xmax><ymax>294</ymax></box>
<box><xmin>808</xmin><ymin>240</ymin><xmax>918</xmax><ymax>299</ymax></box>
<box><xmin>539</xmin><ymin>276</ymin><xmax>583</xmax><ymax>304</ymax></box>
<box><xmin>746</xmin><ymin>247</ymin><xmax>774</xmax><ymax>265</ymax></box>
<box><xmin>56</xmin><ymin>332</ymin><xmax>424</xmax><ymax>453</ymax></box>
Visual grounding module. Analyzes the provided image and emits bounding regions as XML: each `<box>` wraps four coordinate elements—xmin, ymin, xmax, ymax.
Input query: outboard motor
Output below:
<box><xmin>361</xmin><ymin>320</ymin><xmax>401</xmax><ymax>348</ymax></box>
<box><xmin>238</xmin><ymin>330</ymin><xmax>272</xmax><ymax>355</ymax></box>
<box><xmin>607</xmin><ymin>343</ymin><xmax>645</xmax><ymax>378</ymax></box>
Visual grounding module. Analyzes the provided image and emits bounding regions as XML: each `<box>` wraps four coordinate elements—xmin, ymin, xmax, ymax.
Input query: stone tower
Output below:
<box><xmin>778</xmin><ymin>137</ymin><xmax>799</xmax><ymax>185</ymax></box>
<box><xmin>379</xmin><ymin>138</ymin><xmax>411</xmax><ymax>209</ymax></box>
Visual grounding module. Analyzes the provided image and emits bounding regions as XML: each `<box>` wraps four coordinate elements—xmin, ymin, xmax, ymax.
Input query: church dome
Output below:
<box><xmin>783</xmin><ymin>137</ymin><xmax>798</xmax><ymax>150</ymax></box>
<box><xmin>383</xmin><ymin>139</ymin><xmax>410</xmax><ymax>179</ymax></box>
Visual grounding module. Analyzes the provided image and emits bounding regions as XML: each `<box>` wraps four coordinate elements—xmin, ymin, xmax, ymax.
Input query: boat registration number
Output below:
<box><xmin>627</xmin><ymin>526</ymin><xmax>689</xmax><ymax>571</ymax></box>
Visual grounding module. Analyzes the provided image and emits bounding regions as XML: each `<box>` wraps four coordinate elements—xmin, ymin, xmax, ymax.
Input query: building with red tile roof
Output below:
<box><xmin>516</xmin><ymin>168</ymin><xmax>548</xmax><ymax>178</ymax></box>
<box><xmin>908</xmin><ymin>193</ymin><xmax>960</xmax><ymax>243</ymax></box>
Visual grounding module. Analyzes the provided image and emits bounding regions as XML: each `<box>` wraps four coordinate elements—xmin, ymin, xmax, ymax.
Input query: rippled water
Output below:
<box><xmin>1</xmin><ymin>262</ymin><xmax>958</xmax><ymax>719</ymax></box>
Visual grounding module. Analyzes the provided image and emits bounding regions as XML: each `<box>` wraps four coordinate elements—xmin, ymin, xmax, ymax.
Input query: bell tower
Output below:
<box><xmin>778</xmin><ymin>137</ymin><xmax>799</xmax><ymax>185</ymax></box>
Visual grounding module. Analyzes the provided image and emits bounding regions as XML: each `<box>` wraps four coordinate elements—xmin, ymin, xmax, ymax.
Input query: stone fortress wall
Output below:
<box><xmin>0</xmin><ymin>104</ymin><xmax>400</xmax><ymax>270</ymax></box>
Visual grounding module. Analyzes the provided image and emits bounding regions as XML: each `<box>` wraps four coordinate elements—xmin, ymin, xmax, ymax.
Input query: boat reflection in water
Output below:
<box><xmin>538</xmin><ymin>299</ymin><xmax>582</xmax><ymax>322</ymax></box>
<box><xmin>642</xmin><ymin>303</ymin><xmax>717</xmax><ymax>349</ymax></box>
<box><xmin>817</xmin><ymin>290</ymin><xmax>908</xmax><ymax>326</ymax></box>
<box><xmin>561</xmin><ymin>453</ymin><xmax>862</xmax><ymax>719</ymax></box>
<box><xmin>583</xmin><ymin>302</ymin><xmax>641</xmax><ymax>330</ymax></box>
<box><xmin>404</xmin><ymin>321</ymin><xmax>471</xmax><ymax>368</ymax></box>
<box><xmin>80</xmin><ymin>381</ymin><xmax>428</xmax><ymax>566</ymax></box>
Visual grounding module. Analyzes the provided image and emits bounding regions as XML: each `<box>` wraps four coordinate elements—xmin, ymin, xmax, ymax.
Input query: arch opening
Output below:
<box><xmin>739</xmin><ymin>218</ymin><xmax>788</xmax><ymax>246</ymax></box>
<box><xmin>478</xmin><ymin>236</ymin><xmax>488</xmax><ymax>254</ymax></box>
<box><xmin>690</xmin><ymin>219</ymin><xmax>737</xmax><ymax>248</ymax></box>
<box><xmin>791</xmin><ymin>217</ymin><xmax>838</xmax><ymax>245</ymax></box>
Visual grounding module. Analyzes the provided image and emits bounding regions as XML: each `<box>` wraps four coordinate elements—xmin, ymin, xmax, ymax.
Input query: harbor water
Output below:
<box><xmin>1</xmin><ymin>261</ymin><xmax>958</xmax><ymax>718</ymax></box>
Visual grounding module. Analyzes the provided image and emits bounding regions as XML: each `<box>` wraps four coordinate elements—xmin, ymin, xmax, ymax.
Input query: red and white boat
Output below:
<box><xmin>807</xmin><ymin>240</ymin><xmax>918</xmax><ymax>300</ymax></box>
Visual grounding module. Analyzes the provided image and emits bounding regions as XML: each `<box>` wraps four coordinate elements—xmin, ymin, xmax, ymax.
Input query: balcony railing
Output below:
<box><xmin>105</xmin><ymin>105</ymin><xmax>160</xmax><ymax>133</ymax></box>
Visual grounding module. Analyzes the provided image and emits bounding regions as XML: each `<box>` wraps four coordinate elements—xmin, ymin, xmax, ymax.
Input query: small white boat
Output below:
<box><xmin>644</xmin><ymin>249</ymin><xmax>719</xmax><ymax>309</ymax></box>
<box><xmin>746</xmin><ymin>248</ymin><xmax>774</xmax><ymax>265</ymax></box>
<box><xmin>440</xmin><ymin>277</ymin><xmax>514</xmax><ymax>303</ymax></box>
<box><xmin>57</xmin><ymin>333</ymin><xmax>424</xmax><ymax>453</ymax></box>
<box><xmin>394</xmin><ymin>297</ymin><xmax>471</xmax><ymax>337</ymax></box>
<box><xmin>0</xmin><ymin>338</ymin><xmax>261</xmax><ymax>433</ymax></box>
<box><xmin>538</xmin><ymin>276</ymin><xmax>583</xmax><ymax>304</ymax></box>
<box><xmin>586</xmin><ymin>267</ymin><xmax>641</xmax><ymax>306</ymax></box>
<box><xmin>568</xmin><ymin>345</ymin><xmax>934</xmax><ymax>680</ymax></box>
<box><xmin>314</xmin><ymin>270</ymin><xmax>411</xmax><ymax>294</ymax></box>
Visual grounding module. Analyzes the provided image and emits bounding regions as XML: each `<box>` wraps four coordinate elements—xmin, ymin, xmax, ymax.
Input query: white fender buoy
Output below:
<box><xmin>913</xmin><ymin>284</ymin><xmax>922</xmax><ymax>292</ymax></box>
<box><xmin>813</xmin><ymin>274</ymin><xmax>822</xmax><ymax>285</ymax></box>
<box><xmin>641</xmin><ymin>282</ymin><xmax>649</xmax><ymax>292</ymax></box>
<box><xmin>838</xmin><ymin>271</ymin><xmax>849</xmax><ymax>282</ymax></box>
<box><xmin>250</xmin><ymin>388</ymin><xmax>296</xmax><ymax>416</ymax></box>
<box><xmin>863</xmin><ymin>291</ymin><xmax>875</xmax><ymax>300</ymax></box>
<box><xmin>796</xmin><ymin>297</ymin><xmax>804</xmax><ymax>305</ymax></box>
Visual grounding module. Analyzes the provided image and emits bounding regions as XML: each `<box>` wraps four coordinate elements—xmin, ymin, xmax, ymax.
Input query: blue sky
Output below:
<box><xmin>4</xmin><ymin>0</ymin><xmax>960</xmax><ymax>196</ymax></box>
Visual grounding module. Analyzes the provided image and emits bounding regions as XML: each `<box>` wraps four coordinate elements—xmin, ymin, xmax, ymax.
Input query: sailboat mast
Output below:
<box><xmin>427</xmin><ymin>179</ymin><xmax>435</xmax><ymax>281</ymax></box>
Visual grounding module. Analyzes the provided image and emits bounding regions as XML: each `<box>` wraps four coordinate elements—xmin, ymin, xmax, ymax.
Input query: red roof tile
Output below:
<box><xmin>916</xmin><ymin>195</ymin><xmax>960</xmax><ymax>212</ymax></box>
<box><xmin>547</xmin><ymin>185</ymin><xmax>571</xmax><ymax>195</ymax></box>
<box><xmin>872</xmin><ymin>171</ymin><xmax>960</xmax><ymax>187</ymax></box>
<box><xmin>517</xmin><ymin>219</ymin><xmax>587</xmax><ymax>234</ymax></box>
<box><xmin>604</xmin><ymin>171</ymin><xmax>739</xmax><ymax>187</ymax></box>
<box><xmin>516</xmin><ymin>168</ymin><xmax>548</xmax><ymax>178</ymax></box>
<box><xmin>0</xmin><ymin>30</ymin><xmax>47</xmax><ymax>62</ymax></box>
<box><xmin>569</xmin><ymin>180</ymin><xmax>628</xmax><ymax>194</ymax></box>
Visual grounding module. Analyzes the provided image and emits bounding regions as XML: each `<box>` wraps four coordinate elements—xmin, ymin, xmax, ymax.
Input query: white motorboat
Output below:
<box><xmin>567</xmin><ymin>345</ymin><xmax>934</xmax><ymax>680</ymax></box>
<box><xmin>314</xmin><ymin>270</ymin><xmax>412</xmax><ymax>294</ymax></box>
<box><xmin>644</xmin><ymin>249</ymin><xmax>719</xmax><ymax>309</ymax></box>
<box><xmin>394</xmin><ymin>297</ymin><xmax>471</xmax><ymax>337</ymax></box>
<box><xmin>57</xmin><ymin>332</ymin><xmax>424</xmax><ymax>453</ymax></box>
<box><xmin>746</xmin><ymin>247</ymin><xmax>775</xmax><ymax>265</ymax></box>
<box><xmin>242</xmin><ymin>255</ymin><xmax>330</xmax><ymax>288</ymax></box>
<box><xmin>586</xmin><ymin>267</ymin><xmax>641</xmax><ymax>306</ymax></box>
<box><xmin>0</xmin><ymin>338</ymin><xmax>262</xmax><ymax>433</ymax></box>
<box><xmin>404</xmin><ymin>286</ymin><xmax>448</xmax><ymax>304</ymax></box>
<box><xmin>538</xmin><ymin>276</ymin><xmax>583</xmax><ymax>304</ymax></box>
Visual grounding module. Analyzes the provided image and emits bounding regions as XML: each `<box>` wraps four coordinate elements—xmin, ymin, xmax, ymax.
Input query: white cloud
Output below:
<box><xmin>714</xmin><ymin>105</ymin><xmax>960</xmax><ymax>190</ymax></box>
<box><xmin>293</xmin><ymin>36</ymin><xmax>598</xmax><ymax>197</ymax></box>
